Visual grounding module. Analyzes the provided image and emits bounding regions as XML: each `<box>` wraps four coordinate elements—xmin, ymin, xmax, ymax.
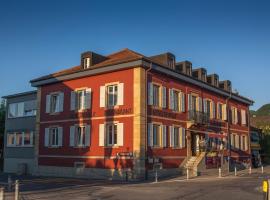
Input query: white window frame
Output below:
<box><xmin>75</xmin><ymin>125</ymin><xmax>86</xmax><ymax>147</ymax></box>
<box><xmin>6</xmin><ymin>131</ymin><xmax>34</xmax><ymax>147</ymax></box>
<box><xmin>106</xmin><ymin>123</ymin><xmax>118</xmax><ymax>146</ymax></box>
<box><xmin>49</xmin><ymin>127</ymin><xmax>59</xmax><ymax>147</ymax></box>
<box><xmin>107</xmin><ymin>84</ymin><xmax>118</xmax><ymax>107</ymax></box>
<box><xmin>152</xmin><ymin>84</ymin><xmax>160</xmax><ymax>107</ymax></box>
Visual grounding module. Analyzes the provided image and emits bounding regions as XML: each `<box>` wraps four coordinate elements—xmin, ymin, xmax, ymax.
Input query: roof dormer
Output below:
<box><xmin>81</xmin><ymin>51</ymin><xmax>107</xmax><ymax>69</ymax></box>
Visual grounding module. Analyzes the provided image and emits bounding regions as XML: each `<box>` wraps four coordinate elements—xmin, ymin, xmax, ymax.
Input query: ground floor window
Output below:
<box><xmin>106</xmin><ymin>124</ymin><xmax>118</xmax><ymax>146</ymax></box>
<box><xmin>170</xmin><ymin>126</ymin><xmax>185</xmax><ymax>148</ymax></box>
<box><xmin>7</xmin><ymin>131</ymin><xmax>34</xmax><ymax>147</ymax></box>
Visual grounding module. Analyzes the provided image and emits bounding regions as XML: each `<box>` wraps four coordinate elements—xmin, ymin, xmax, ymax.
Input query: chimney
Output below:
<box><xmin>175</xmin><ymin>61</ymin><xmax>192</xmax><ymax>76</ymax></box>
<box><xmin>81</xmin><ymin>51</ymin><xmax>107</xmax><ymax>69</ymax></box>
<box><xmin>149</xmin><ymin>52</ymin><xmax>175</xmax><ymax>69</ymax></box>
<box><xmin>219</xmin><ymin>80</ymin><xmax>232</xmax><ymax>92</ymax></box>
<box><xmin>207</xmin><ymin>74</ymin><xmax>219</xmax><ymax>87</ymax></box>
<box><xmin>192</xmin><ymin>68</ymin><xmax>207</xmax><ymax>82</ymax></box>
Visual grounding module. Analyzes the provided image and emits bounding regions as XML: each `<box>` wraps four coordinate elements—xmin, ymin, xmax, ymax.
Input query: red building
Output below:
<box><xmin>30</xmin><ymin>49</ymin><xmax>253</xmax><ymax>180</ymax></box>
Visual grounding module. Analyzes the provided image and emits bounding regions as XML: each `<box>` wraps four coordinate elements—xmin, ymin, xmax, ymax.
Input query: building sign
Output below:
<box><xmin>151</xmin><ymin>109</ymin><xmax>177</xmax><ymax>119</ymax></box>
<box><xmin>105</xmin><ymin>108</ymin><xmax>132</xmax><ymax>116</ymax></box>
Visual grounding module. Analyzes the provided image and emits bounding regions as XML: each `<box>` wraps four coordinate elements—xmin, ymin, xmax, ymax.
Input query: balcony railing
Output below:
<box><xmin>188</xmin><ymin>110</ymin><xmax>210</xmax><ymax>125</ymax></box>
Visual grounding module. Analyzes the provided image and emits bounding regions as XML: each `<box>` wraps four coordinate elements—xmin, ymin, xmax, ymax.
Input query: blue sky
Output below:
<box><xmin>0</xmin><ymin>0</ymin><xmax>269</xmax><ymax>110</ymax></box>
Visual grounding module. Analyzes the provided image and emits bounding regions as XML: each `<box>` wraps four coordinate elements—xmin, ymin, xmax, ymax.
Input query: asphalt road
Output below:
<box><xmin>2</xmin><ymin>170</ymin><xmax>268</xmax><ymax>200</ymax></box>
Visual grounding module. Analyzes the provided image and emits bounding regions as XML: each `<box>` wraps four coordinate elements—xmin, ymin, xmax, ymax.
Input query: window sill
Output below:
<box><xmin>6</xmin><ymin>145</ymin><xmax>34</xmax><ymax>148</ymax></box>
<box><xmin>72</xmin><ymin>146</ymin><xmax>89</xmax><ymax>148</ymax></box>
<box><xmin>104</xmin><ymin>145</ymin><xmax>120</xmax><ymax>148</ymax></box>
<box><xmin>49</xmin><ymin>112</ymin><xmax>61</xmax><ymax>116</ymax></box>
<box><xmin>104</xmin><ymin>106</ymin><xmax>120</xmax><ymax>110</ymax></box>
<box><xmin>47</xmin><ymin>146</ymin><xmax>61</xmax><ymax>148</ymax></box>
<box><xmin>7</xmin><ymin>115</ymin><xmax>36</xmax><ymax>119</ymax></box>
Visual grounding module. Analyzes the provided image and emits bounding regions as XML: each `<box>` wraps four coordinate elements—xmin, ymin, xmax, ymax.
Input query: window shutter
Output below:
<box><xmin>69</xmin><ymin>126</ymin><xmax>75</xmax><ymax>147</ymax></box>
<box><xmin>57</xmin><ymin>93</ymin><xmax>64</xmax><ymax>112</ymax></box>
<box><xmin>222</xmin><ymin>104</ymin><xmax>227</xmax><ymax>121</ymax></box>
<box><xmin>148</xmin><ymin>123</ymin><xmax>153</xmax><ymax>147</ymax></box>
<box><xmin>170</xmin><ymin>126</ymin><xmax>174</xmax><ymax>147</ymax></box>
<box><xmin>169</xmin><ymin>89</ymin><xmax>174</xmax><ymax>110</ymax></box>
<box><xmin>162</xmin><ymin>125</ymin><xmax>167</xmax><ymax>147</ymax></box>
<box><xmin>188</xmin><ymin>94</ymin><xmax>192</xmax><ymax>111</ymax></box>
<box><xmin>70</xmin><ymin>91</ymin><xmax>76</xmax><ymax>111</ymax></box>
<box><xmin>100</xmin><ymin>86</ymin><xmax>105</xmax><ymax>107</ymax></box>
<box><xmin>162</xmin><ymin>86</ymin><xmax>167</xmax><ymax>108</ymax></box>
<box><xmin>46</xmin><ymin>95</ymin><xmax>51</xmax><ymax>113</ymax></box>
<box><xmin>181</xmin><ymin>128</ymin><xmax>186</xmax><ymax>148</ymax></box>
<box><xmin>58</xmin><ymin>127</ymin><xmax>63</xmax><ymax>147</ymax></box>
<box><xmin>241</xmin><ymin>110</ymin><xmax>246</xmax><ymax>125</ymax></box>
<box><xmin>148</xmin><ymin>82</ymin><xmax>153</xmax><ymax>105</ymax></box>
<box><xmin>212</xmin><ymin>102</ymin><xmax>216</xmax><ymax>119</ymax></box>
<box><xmin>118</xmin><ymin>83</ymin><xmax>124</xmax><ymax>105</ymax></box>
<box><xmin>44</xmin><ymin>128</ymin><xmax>49</xmax><ymax>147</ymax></box>
<box><xmin>85</xmin><ymin>125</ymin><xmax>91</xmax><ymax>146</ymax></box>
<box><xmin>30</xmin><ymin>131</ymin><xmax>34</xmax><ymax>145</ymax></box>
<box><xmin>85</xmin><ymin>88</ymin><xmax>92</xmax><ymax>109</ymax></box>
<box><xmin>235</xmin><ymin>109</ymin><xmax>238</xmax><ymax>124</ymax></box>
<box><xmin>217</xmin><ymin>103</ymin><xmax>220</xmax><ymax>119</ymax></box>
<box><xmin>198</xmin><ymin>97</ymin><xmax>203</xmax><ymax>112</ymax></box>
<box><xmin>245</xmin><ymin>136</ymin><xmax>248</xmax><ymax>151</ymax></box>
<box><xmin>99</xmin><ymin>124</ymin><xmax>105</xmax><ymax>146</ymax></box>
<box><xmin>117</xmin><ymin>123</ymin><xmax>124</xmax><ymax>146</ymax></box>
<box><xmin>181</xmin><ymin>92</ymin><xmax>185</xmax><ymax>112</ymax></box>
<box><xmin>203</xmin><ymin>99</ymin><xmax>207</xmax><ymax>113</ymax></box>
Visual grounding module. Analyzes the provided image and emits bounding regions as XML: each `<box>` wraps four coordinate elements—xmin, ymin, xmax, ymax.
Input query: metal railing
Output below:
<box><xmin>188</xmin><ymin>110</ymin><xmax>210</xmax><ymax>125</ymax></box>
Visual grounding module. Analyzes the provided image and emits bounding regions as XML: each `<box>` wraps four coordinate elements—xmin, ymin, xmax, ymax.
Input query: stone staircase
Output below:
<box><xmin>184</xmin><ymin>152</ymin><xmax>206</xmax><ymax>177</ymax></box>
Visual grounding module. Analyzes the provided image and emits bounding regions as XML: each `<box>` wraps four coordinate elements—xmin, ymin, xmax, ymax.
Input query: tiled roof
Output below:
<box><xmin>30</xmin><ymin>48</ymin><xmax>145</xmax><ymax>82</ymax></box>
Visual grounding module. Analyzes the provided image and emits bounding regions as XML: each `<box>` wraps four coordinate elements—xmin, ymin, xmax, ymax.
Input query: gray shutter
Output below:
<box><xmin>117</xmin><ymin>123</ymin><xmax>124</xmax><ymax>146</ymax></box>
<box><xmin>44</xmin><ymin>128</ymin><xmax>49</xmax><ymax>147</ymax></box>
<box><xmin>203</xmin><ymin>99</ymin><xmax>207</xmax><ymax>113</ymax></box>
<box><xmin>198</xmin><ymin>97</ymin><xmax>203</xmax><ymax>112</ymax></box>
<box><xmin>30</xmin><ymin>131</ymin><xmax>34</xmax><ymax>145</ymax></box>
<box><xmin>181</xmin><ymin>92</ymin><xmax>185</xmax><ymax>112</ymax></box>
<box><xmin>212</xmin><ymin>102</ymin><xmax>216</xmax><ymax>119</ymax></box>
<box><xmin>85</xmin><ymin>125</ymin><xmax>91</xmax><ymax>146</ymax></box>
<box><xmin>170</xmin><ymin>126</ymin><xmax>174</xmax><ymax>147</ymax></box>
<box><xmin>181</xmin><ymin>128</ymin><xmax>186</xmax><ymax>148</ymax></box>
<box><xmin>69</xmin><ymin>126</ymin><xmax>75</xmax><ymax>147</ymax></box>
<box><xmin>118</xmin><ymin>83</ymin><xmax>124</xmax><ymax>105</ymax></box>
<box><xmin>46</xmin><ymin>95</ymin><xmax>51</xmax><ymax>113</ymax></box>
<box><xmin>148</xmin><ymin>123</ymin><xmax>153</xmax><ymax>147</ymax></box>
<box><xmin>58</xmin><ymin>92</ymin><xmax>64</xmax><ymax>112</ymax></box>
<box><xmin>148</xmin><ymin>82</ymin><xmax>153</xmax><ymax>105</ymax></box>
<box><xmin>70</xmin><ymin>91</ymin><xmax>76</xmax><ymax>111</ymax></box>
<box><xmin>99</xmin><ymin>124</ymin><xmax>105</xmax><ymax>146</ymax></box>
<box><xmin>162</xmin><ymin>125</ymin><xmax>167</xmax><ymax>147</ymax></box>
<box><xmin>169</xmin><ymin>89</ymin><xmax>174</xmax><ymax>110</ymax></box>
<box><xmin>85</xmin><ymin>88</ymin><xmax>92</xmax><ymax>109</ymax></box>
<box><xmin>188</xmin><ymin>94</ymin><xmax>192</xmax><ymax>111</ymax></box>
<box><xmin>217</xmin><ymin>103</ymin><xmax>220</xmax><ymax>119</ymax></box>
<box><xmin>162</xmin><ymin>86</ymin><xmax>167</xmax><ymax>108</ymax></box>
<box><xmin>58</xmin><ymin>127</ymin><xmax>63</xmax><ymax>147</ymax></box>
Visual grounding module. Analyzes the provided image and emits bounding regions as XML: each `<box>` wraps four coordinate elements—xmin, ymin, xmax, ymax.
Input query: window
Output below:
<box><xmin>231</xmin><ymin>107</ymin><xmax>238</xmax><ymax>124</ymax></box>
<box><xmin>153</xmin><ymin>124</ymin><xmax>161</xmax><ymax>147</ymax></box>
<box><xmin>217</xmin><ymin>103</ymin><xmax>223</xmax><ymax>120</ymax></box>
<box><xmin>7</xmin><ymin>132</ymin><xmax>34</xmax><ymax>147</ymax></box>
<box><xmin>106</xmin><ymin>124</ymin><xmax>118</xmax><ymax>146</ymax></box>
<box><xmin>8</xmin><ymin>101</ymin><xmax>36</xmax><ymax>118</ymax></box>
<box><xmin>70</xmin><ymin>125</ymin><xmax>90</xmax><ymax>147</ymax></box>
<box><xmin>148</xmin><ymin>123</ymin><xmax>166</xmax><ymax>148</ymax></box>
<box><xmin>107</xmin><ymin>85</ymin><xmax>118</xmax><ymax>107</ymax></box>
<box><xmin>50</xmin><ymin>94</ymin><xmax>60</xmax><ymax>113</ymax></box>
<box><xmin>49</xmin><ymin>127</ymin><xmax>59</xmax><ymax>147</ymax></box>
<box><xmin>46</xmin><ymin>92</ymin><xmax>64</xmax><ymax>114</ymax></box>
<box><xmin>83</xmin><ymin>58</ymin><xmax>90</xmax><ymax>69</ymax></box>
<box><xmin>204</xmin><ymin>99</ymin><xmax>211</xmax><ymax>116</ymax></box>
<box><xmin>170</xmin><ymin>126</ymin><xmax>185</xmax><ymax>148</ymax></box>
<box><xmin>241</xmin><ymin>109</ymin><xmax>247</xmax><ymax>125</ymax></box>
<box><xmin>77</xmin><ymin>90</ymin><xmax>86</xmax><ymax>110</ymax></box>
<box><xmin>153</xmin><ymin>84</ymin><xmax>160</xmax><ymax>107</ymax></box>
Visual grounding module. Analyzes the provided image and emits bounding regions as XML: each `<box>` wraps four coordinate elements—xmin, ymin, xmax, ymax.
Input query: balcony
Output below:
<box><xmin>188</xmin><ymin>110</ymin><xmax>210</xmax><ymax>125</ymax></box>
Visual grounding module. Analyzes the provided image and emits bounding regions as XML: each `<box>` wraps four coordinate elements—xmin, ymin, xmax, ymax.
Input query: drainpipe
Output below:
<box><xmin>226</xmin><ymin>91</ymin><xmax>232</xmax><ymax>172</ymax></box>
<box><xmin>145</xmin><ymin>61</ymin><xmax>152</xmax><ymax>179</ymax></box>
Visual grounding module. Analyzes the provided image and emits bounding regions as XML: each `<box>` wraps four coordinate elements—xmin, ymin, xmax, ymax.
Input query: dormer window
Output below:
<box><xmin>83</xmin><ymin>58</ymin><xmax>91</xmax><ymax>69</ymax></box>
<box><xmin>168</xmin><ymin>58</ymin><xmax>175</xmax><ymax>69</ymax></box>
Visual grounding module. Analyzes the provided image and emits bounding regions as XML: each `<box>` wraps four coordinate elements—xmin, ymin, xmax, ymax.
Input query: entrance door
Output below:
<box><xmin>191</xmin><ymin>133</ymin><xmax>200</xmax><ymax>156</ymax></box>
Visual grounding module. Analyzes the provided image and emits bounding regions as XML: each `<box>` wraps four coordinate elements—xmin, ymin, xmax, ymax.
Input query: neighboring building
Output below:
<box><xmin>2</xmin><ymin>91</ymin><xmax>37</xmax><ymax>174</ymax></box>
<box><xmin>250</xmin><ymin>126</ymin><xmax>262</xmax><ymax>167</ymax></box>
<box><xmin>29</xmin><ymin>49</ymin><xmax>253</xmax><ymax>180</ymax></box>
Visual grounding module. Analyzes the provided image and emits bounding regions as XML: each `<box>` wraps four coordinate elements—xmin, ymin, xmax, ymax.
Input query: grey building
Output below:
<box><xmin>2</xmin><ymin>91</ymin><xmax>37</xmax><ymax>174</ymax></box>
